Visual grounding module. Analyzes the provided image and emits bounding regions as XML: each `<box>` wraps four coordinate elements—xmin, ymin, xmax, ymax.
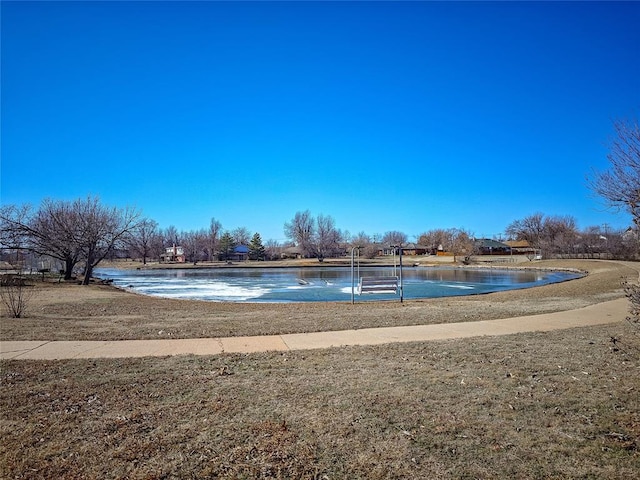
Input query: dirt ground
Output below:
<box><xmin>1</xmin><ymin>259</ymin><xmax>637</xmax><ymax>341</ymax></box>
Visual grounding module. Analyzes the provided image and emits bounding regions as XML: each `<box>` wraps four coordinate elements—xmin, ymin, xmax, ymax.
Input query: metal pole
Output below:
<box><xmin>399</xmin><ymin>246</ymin><xmax>403</xmax><ymax>303</ymax></box>
<box><xmin>351</xmin><ymin>247</ymin><xmax>355</xmax><ymax>304</ymax></box>
<box><xmin>393</xmin><ymin>248</ymin><xmax>397</xmax><ymax>277</ymax></box>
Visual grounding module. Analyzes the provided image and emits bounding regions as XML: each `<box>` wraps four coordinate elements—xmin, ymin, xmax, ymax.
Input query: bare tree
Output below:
<box><xmin>264</xmin><ymin>239</ymin><xmax>282</xmax><ymax>261</ymax></box>
<box><xmin>163</xmin><ymin>226</ymin><xmax>180</xmax><ymax>249</ymax></box>
<box><xmin>232</xmin><ymin>227</ymin><xmax>251</xmax><ymax>246</ymax></box>
<box><xmin>1</xmin><ymin>200</ymin><xmax>82</xmax><ymax>279</ymax></box>
<box><xmin>506</xmin><ymin>213</ymin><xmax>545</xmax><ymax>253</ymax></box>
<box><xmin>449</xmin><ymin>228</ymin><xmax>475</xmax><ymax>263</ymax></box>
<box><xmin>128</xmin><ymin>218</ymin><xmax>159</xmax><ymax>265</ymax></box>
<box><xmin>506</xmin><ymin>213</ymin><xmax>578</xmax><ymax>258</ymax></box>
<box><xmin>0</xmin><ymin>204</ymin><xmax>34</xmax><ymax>269</ymax></box>
<box><xmin>2</xmin><ymin>197</ymin><xmax>141</xmax><ymax>283</ymax></box>
<box><xmin>73</xmin><ymin>197</ymin><xmax>141</xmax><ymax>284</ymax></box>
<box><xmin>182</xmin><ymin>229</ymin><xmax>208</xmax><ymax>264</ymax></box>
<box><xmin>195</xmin><ymin>229</ymin><xmax>208</xmax><ymax>261</ymax></box>
<box><xmin>207</xmin><ymin>218</ymin><xmax>222</xmax><ymax>261</ymax></box>
<box><xmin>418</xmin><ymin>229</ymin><xmax>451</xmax><ymax>254</ymax></box>
<box><xmin>589</xmin><ymin>118</ymin><xmax>640</xmax><ymax>352</ymax></box>
<box><xmin>382</xmin><ymin>230</ymin><xmax>408</xmax><ymax>247</ymax></box>
<box><xmin>589</xmin><ymin>118</ymin><xmax>640</xmax><ymax>229</ymax></box>
<box><xmin>284</xmin><ymin>210</ymin><xmax>315</xmax><ymax>257</ymax></box>
<box><xmin>351</xmin><ymin>231</ymin><xmax>378</xmax><ymax>259</ymax></box>
<box><xmin>315</xmin><ymin>214</ymin><xmax>342</xmax><ymax>261</ymax></box>
<box><xmin>541</xmin><ymin>215</ymin><xmax>578</xmax><ymax>255</ymax></box>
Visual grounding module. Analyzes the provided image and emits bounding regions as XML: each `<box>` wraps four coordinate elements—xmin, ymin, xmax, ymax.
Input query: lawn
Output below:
<box><xmin>1</xmin><ymin>259</ymin><xmax>639</xmax><ymax>478</ymax></box>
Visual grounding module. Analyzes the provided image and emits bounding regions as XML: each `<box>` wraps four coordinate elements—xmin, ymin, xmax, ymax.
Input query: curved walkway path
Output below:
<box><xmin>0</xmin><ymin>297</ymin><xmax>629</xmax><ymax>360</ymax></box>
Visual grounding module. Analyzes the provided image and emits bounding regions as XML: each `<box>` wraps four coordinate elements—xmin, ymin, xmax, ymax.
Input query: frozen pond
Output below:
<box><xmin>95</xmin><ymin>266</ymin><xmax>582</xmax><ymax>303</ymax></box>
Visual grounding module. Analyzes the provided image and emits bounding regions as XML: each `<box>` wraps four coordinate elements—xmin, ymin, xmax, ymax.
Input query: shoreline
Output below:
<box><xmin>1</xmin><ymin>259</ymin><xmax>635</xmax><ymax>342</ymax></box>
<box><xmin>99</xmin><ymin>255</ymin><xmax>581</xmax><ymax>273</ymax></box>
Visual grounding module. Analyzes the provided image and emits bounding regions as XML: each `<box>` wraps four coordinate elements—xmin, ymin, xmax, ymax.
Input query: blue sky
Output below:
<box><xmin>1</xmin><ymin>1</ymin><xmax>638</xmax><ymax>243</ymax></box>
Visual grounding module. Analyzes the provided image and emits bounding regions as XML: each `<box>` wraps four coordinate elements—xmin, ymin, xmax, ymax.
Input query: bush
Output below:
<box><xmin>0</xmin><ymin>275</ymin><xmax>35</xmax><ymax>318</ymax></box>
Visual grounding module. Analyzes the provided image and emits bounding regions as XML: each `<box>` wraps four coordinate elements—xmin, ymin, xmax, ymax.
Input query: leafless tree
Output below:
<box><xmin>541</xmin><ymin>215</ymin><xmax>579</xmax><ymax>255</ymax></box>
<box><xmin>195</xmin><ymin>229</ymin><xmax>208</xmax><ymax>261</ymax></box>
<box><xmin>284</xmin><ymin>210</ymin><xmax>315</xmax><ymax>257</ymax></box>
<box><xmin>181</xmin><ymin>229</ymin><xmax>207</xmax><ymax>264</ymax></box>
<box><xmin>264</xmin><ymin>239</ymin><xmax>282</xmax><ymax>261</ymax></box>
<box><xmin>382</xmin><ymin>231</ymin><xmax>408</xmax><ymax>247</ymax></box>
<box><xmin>505</xmin><ymin>213</ymin><xmax>545</xmax><ymax>252</ymax></box>
<box><xmin>207</xmin><ymin>218</ymin><xmax>222</xmax><ymax>261</ymax></box>
<box><xmin>579</xmin><ymin>226</ymin><xmax>635</xmax><ymax>260</ymax></box>
<box><xmin>73</xmin><ymin>197</ymin><xmax>141</xmax><ymax>284</ymax></box>
<box><xmin>1</xmin><ymin>200</ymin><xmax>82</xmax><ymax>279</ymax></box>
<box><xmin>0</xmin><ymin>204</ymin><xmax>33</xmax><ymax>269</ymax></box>
<box><xmin>506</xmin><ymin>213</ymin><xmax>579</xmax><ymax>258</ymax></box>
<box><xmin>2</xmin><ymin>197</ymin><xmax>141</xmax><ymax>283</ymax></box>
<box><xmin>351</xmin><ymin>231</ymin><xmax>378</xmax><ymax>259</ymax></box>
<box><xmin>232</xmin><ymin>227</ymin><xmax>251</xmax><ymax>246</ymax></box>
<box><xmin>448</xmin><ymin>228</ymin><xmax>476</xmax><ymax>263</ymax></box>
<box><xmin>284</xmin><ymin>211</ymin><xmax>343</xmax><ymax>260</ymax></box>
<box><xmin>418</xmin><ymin>229</ymin><xmax>451</xmax><ymax>254</ymax></box>
<box><xmin>315</xmin><ymin>214</ymin><xmax>342</xmax><ymax>261</ymax></box>
<box><xmin>162</xmin><ymin>226</ymin><xmax>180</xmax><ymax>249</ymax></box>
<box><xmin>128</xmin><ymin>218</ymin><xmax>159</xmax><ymax>264</ymax></box>
<box><xmin>588</xmin><ymin>119</ymin><xmax>640</xmax><ymax>352</ymax></box>
<box><xmin>589</xmin><ymin>118</ymin><xmax>640</xmax><ymax>229</ymax></box>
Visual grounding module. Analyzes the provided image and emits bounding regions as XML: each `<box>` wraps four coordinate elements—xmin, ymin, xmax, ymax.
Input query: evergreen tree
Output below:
<box><xmin>249</xmin><ymin>232</ymin><xmax>265</xmax><ymax>260</ymax></box>
<box><xmin>219</xmin><ymin>231</ymin><xmax>236</xmax><ymax>261</ymax></box>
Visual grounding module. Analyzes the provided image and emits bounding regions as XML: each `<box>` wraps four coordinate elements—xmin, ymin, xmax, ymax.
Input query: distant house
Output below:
<box><xmin>232</xmin><ymin>245</ymin><xmax>249</xmax><ymax>262</ymax></box>
<box><xmin>476</xmin><ymin>239</ymin><xmax>511</xmax><ymax>255</ymax></box>
<box><xmin>160</xmin><ymin>245</ymin><xmax>185</xmax><ymax>263</ymax></box>
<box><xmin>379</xmin><ymin>243</ymin><xmax>430</xmax><ymax>256</ymax></box>
<box><xmin>503</xmin><ymin>239</ymin><xmax>535</xmax><ymax>255</ymax></box>
<box><xmin>281</xmin><ymin>246</ymin><xmax>303</xmax><ymax>259</ymax></box>
<box><xmin>402</xmin><ymin>243</ymin><xmax>430</xmax><ymax>256</ymax></box>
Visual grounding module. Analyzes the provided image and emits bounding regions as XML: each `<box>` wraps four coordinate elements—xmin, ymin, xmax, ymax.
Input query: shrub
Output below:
<box><xmin>0</xmin><ymin>275</ymin><xmax>35</xmax><ymax>318</ymax></box>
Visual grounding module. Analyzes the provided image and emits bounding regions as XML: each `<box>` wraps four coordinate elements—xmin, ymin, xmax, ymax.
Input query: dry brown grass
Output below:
<box><xmin>1</xmin><ymin>259</ymin><xmax>639</xmax><ymax>478</ymax></box>
<box><xmin>2</xmin><ymin>324</ymin><xmax>639</xmax><ymax>479</ymax></box>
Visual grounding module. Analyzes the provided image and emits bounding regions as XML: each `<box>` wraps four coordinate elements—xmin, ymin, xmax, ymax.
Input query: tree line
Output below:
<box><xmin>2</xmin><ymin>195</ymin><xmax>637</xmax><ymax>283</ymax></box>
<box><xmin>0</xmin><ymin>200</ymin><xmax>274</xmax><ymax>279</ymax></box>
<box><xmin>1</xmin><ymin>118</ymin><xmax>638</xmax><ymax>278</ymax></box>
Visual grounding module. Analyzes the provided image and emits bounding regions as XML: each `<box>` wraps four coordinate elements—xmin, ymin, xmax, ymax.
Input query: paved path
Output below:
<box><xmin>0</xmin><ymin>298</ymin><xmax>629</xmax><ymax>360</ymax></box>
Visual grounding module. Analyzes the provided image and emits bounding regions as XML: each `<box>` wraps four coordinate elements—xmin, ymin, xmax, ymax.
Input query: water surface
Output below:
<box><xmin>95</xmin><ymin>266</ymin><xmax>581</xmax><ymax>303</ymax></box>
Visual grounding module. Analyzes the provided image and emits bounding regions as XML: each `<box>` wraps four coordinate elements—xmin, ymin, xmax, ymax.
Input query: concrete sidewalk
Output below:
<box><xmin>0</xmin><ymin>298</ymin><xmax>629</xmax><ymax>360</ymax></box>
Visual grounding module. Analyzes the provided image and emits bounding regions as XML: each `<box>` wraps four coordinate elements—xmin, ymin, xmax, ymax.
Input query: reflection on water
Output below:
<box><xmin>95</xmin><ymin>266</ymin><xmax>581</xmax><ymax>303</ymax></box>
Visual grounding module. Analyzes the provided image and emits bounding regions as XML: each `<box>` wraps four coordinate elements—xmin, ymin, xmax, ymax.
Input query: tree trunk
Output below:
<box><xmin>64</xmin><ymin>257</ymin><xmax>74</xmax><ymax>280</ymax></box>
<box><xmin>82</xmin><ymin>264</ymin><xmax>93</xmax><ymax>285</ymax></box>
<box><xmin>82</xmin><ymin>251</ymin><xmax>95</xmax><ymax>285</ymax></box>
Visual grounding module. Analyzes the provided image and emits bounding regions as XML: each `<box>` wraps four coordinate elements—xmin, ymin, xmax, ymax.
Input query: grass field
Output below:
<box><xmin>1</xmin><ymin>260</ymin><xmax>639</xmax><ymax>478</ymax></box>
<box><xmin>2</xmin><ymin>326</ymin><xmax>639</xmax><ymax>479</ymax></box>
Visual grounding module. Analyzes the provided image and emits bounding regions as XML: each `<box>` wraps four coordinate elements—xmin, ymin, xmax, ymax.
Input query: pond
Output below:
<box><xmin>94</xmin><ymin>266</ymin><xmax>582</xmax><ymax>303</ymax></box>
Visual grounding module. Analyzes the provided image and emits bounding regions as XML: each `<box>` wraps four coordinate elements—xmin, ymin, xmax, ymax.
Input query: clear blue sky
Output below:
<box><xmin>1</xmin><ymin>1</ymin><xmax>638</xmax><ymax>243</ymax></box>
